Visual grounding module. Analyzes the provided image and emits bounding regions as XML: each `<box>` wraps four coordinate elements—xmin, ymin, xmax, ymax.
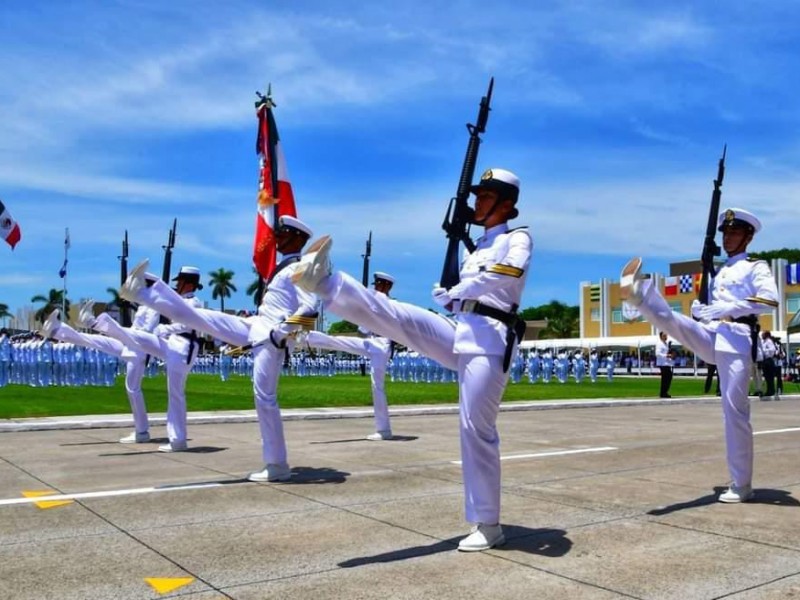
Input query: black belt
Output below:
<box><xmin>717</xmin><ymin>315</ymin><xmax>760</xmax><ymax>361</ymax></box>
<box><xmin>459</xmin><ymin>300</ymin><xmax>527</xmax><ymax>372</ymax></box>
<box><xmin>177</xmin><ymin>331</ymin><xmax>198</xmax><ymax>364</ymax></box>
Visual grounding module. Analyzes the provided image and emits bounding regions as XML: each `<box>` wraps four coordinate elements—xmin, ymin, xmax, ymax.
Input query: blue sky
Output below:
<box><xmin>2</xmin><ymin>1</ymin><xmax>800</xmax><ymax>327</ymax></box>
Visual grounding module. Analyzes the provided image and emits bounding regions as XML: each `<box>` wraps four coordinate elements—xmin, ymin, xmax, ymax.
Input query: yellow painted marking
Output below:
<box><xmin>22</xmin><ymin>490</ymin><xmax>74</xmax><ymax>509</ymax></box>
<box><xmin>145</xmin><ymin>577</ymin><xmax>195</xmax><ymax>594</ymax></box>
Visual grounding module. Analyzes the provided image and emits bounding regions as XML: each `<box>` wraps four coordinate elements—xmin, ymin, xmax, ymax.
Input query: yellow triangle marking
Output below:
<box><xmin>21</xmin><ymin>490</ymin><xmax>74</xmax><ymax>509</ymax></box>
<box><xmin>145</xmin><ymin>577</ymin><xmax>195</xmax><ymax>594</ymax></box>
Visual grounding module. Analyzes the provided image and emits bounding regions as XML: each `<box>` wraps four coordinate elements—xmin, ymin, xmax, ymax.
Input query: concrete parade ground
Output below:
<box><xmin>1</xmin><ymin>395</ymin><xmax>800</xmax><ymax>599</ymax></box>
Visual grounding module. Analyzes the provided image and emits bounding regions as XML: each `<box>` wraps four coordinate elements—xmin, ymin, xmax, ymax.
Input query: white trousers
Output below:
<box><xmin>320</xmin><ymin>272</ymin><xmax>506</xmax><ymax>524</ymax></box>
<box><xmin>94</xmin><ymin>315</ymin><xmax>195</xmax><ymax>445</ymax></box>
<box><xmin>135</xmin><ymin>281</ymin><xmax>288</xmax><ymax>466</ymax></box>
<box><xmin>53</xmin><ymin>322</ymin><xmax>150</xmax><ymax>434</ymax></box>
<box><xmin>635</xmin><ymin>282</ymin><xmax>754</xmax><ymax>487</ymax></box>
<box><xmin>306</xmin><ymin>331</ymin><xmax>391</xmax><ymax>433</ymax></box>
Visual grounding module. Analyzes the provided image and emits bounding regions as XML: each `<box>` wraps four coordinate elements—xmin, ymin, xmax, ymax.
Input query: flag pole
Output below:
<box><xmin>62</xmin><ymin>228</ymin><xmax>69</xmax><ymax>316</ymax></box>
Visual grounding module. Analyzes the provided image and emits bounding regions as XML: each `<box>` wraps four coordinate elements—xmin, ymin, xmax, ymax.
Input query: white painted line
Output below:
<box><xmin>450</xmin><ymin>446</ymin><xmax>617</xmax><ymax>465</ymax></box>
<box><xmin>0</xmin><ymin>482</ymin><xmax>223</xmax><ymax>507</ymax></box>
<box><xmin>754</xmin><ymin>427</ymin><xmax>800</xmax><ymax>436</ymax></box>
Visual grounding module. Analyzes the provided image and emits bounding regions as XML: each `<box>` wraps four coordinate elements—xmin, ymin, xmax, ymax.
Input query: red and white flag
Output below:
<box><xmin>663</xmin><ymin>276</ymin><xmax>678</xmax><ymax>296</ymax></box>
<box><xmin>252</xmin><ymin>92</ymin><xmax>297</xmax><ymax>280</ymax></box>
<box><xmin>0</xmin><ymin>199</ymin><xmax>21</xmax><ymax>249</ymax></box>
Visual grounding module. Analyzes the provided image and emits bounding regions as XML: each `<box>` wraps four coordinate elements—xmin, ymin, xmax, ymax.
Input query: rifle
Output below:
<box><xmin>119</xmin><ymin>230</ymin><xmax>132</xmax><ymax>327</ymax></box>
<box><xmin>160</xmin><ymin>218</ymin><xmax>177</xmax><ymax>324</ymax></box>
<box><xmin>162</xmin><ymin>218</ymin><xmax>177</xmax><ymax>283</ymax></box>
<box><xmin>439</xmin><ymin>78</ymin><xmax>494</xmax><ymax>288</ymax></box>
<box><xmin>361</xmin><ymin>231</ymin><xmax>372</xmax><ymax>287</ymax></box>
<box><xmin>697</xmin><ymin>146</ymin><xmax>726</xmax><ymax>305</ymax></box>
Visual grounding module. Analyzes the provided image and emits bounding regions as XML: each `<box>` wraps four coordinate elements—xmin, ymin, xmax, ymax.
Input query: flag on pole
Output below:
<box><xmin>58</xmin><ymin>259</ymin><xmax>68</xmax><ymax>278</ymax></box>
<box><xmin>252</xmin><ymin>89</ymin><xmax>298</xmax><ymax>280</ymax></box>
<box><xmin>663</xmin><ymin>276</ymin><xmax>678</xmax><ymax>296</ymax></box>
<box><xmin>0</xmin><ymin>199</ymin><xmax>21</xmax><ymax>249</ymax></box>
<box><xmin>678</xmin><ymin>274</ymin><xmax>693</xmax><ymax>294</ymax></box>
<box><xmin>787</xmin><ymin>263</ymin><xmax>800</xmax><ymax>286</ymax></box>
<box><xmin>64</xmin><ymin>227</ymin><xmax>70</xmax><ymax>250</ymax></box>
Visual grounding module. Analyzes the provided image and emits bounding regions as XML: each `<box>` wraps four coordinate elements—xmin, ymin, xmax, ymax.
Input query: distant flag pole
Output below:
<box><xmin>252</xmin><ymin>84</ymin><xmax>298</xmax><ymax>305</ymax></box>
<box><xmin>0</xmin><ymin>198</ymin><xmax>21</xmax><ymax>250</ymax></box>
<box><xmin>60</xmin><ymin>228</ymin><xmax>70</xmax><ymax>315</ymax></box>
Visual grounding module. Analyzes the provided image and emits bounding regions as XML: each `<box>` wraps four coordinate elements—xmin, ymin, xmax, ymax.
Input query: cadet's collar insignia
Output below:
<box><xmin>724</xmin><ymin>209</ymin><xmax>736</xmax><ymax>224</ymax></box>
<box><xmin>481</xmin><ymin>169</ymin><xmax>493</xmax><ymax>182</ymax></box>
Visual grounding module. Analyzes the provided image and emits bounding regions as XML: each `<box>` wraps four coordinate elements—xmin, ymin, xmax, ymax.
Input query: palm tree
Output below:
<box><xmin>31</xmin><ymin>289</ymin><xmax>69</xmax><ymax>323</ymax></box>
<box><xmin>0</xmin><ymin>302</ymin><xmax>11</xmax><ymax>328</ymax></box>
<box><xmin>208</xmin><ymin>268</ymin><xmax>237</xmax><ymax>312</ymax></box>
<box><xmin>520</xmin><ymin>300</ymin><xmax>579</xmax><ymax>339</ymax></box>
<box><xmin>246</xmin><ymin>267</ymin><xmax>262</xmax><ymax>308</ymax></box>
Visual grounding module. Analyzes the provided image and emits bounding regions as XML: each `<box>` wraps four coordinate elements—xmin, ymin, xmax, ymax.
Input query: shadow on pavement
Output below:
<box><xmin>156</xmin><ymin>477</ymin><xmax>250</xmax><ymax>489</ymax></box>
<box><xmin>61</xmin><ymin>441</ymin><xmax>119</xmax><ymax>446</ymax></box>
<box><xmin>98</xmin><ymin>445</ymin><xmax>228</xmax><ymax>457</ymax></box>
<box><xmin>648</xmin><ymin>487</ymin><xmax>799</xmax><ymax>516</ymax></box>
<box><xmin>310</xmin><ymin>435</ymin><xmax>418</xmax><ymax>444</ymax></box>
<box><xmin>288</xmin><ymin>466</ymin><xmax>350</xmax><ymax>484</ymax></box>
<box><xmin>338</xmin><ymin>527</ymin><xmax>571</xmax><ymax>567</ymax></box>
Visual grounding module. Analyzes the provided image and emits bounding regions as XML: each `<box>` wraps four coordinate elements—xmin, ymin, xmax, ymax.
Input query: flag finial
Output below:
<box><xmin>255</xmin><ymin>84</ymin><xmax>276</xmax><ymax>110</ymax></box>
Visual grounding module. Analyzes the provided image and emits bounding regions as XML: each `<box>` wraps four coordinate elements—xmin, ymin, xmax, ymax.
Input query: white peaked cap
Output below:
<box><xmin>279</xmin><ymin>215</ymin><xmax>313</xmax><ymax>237</ymax></box>
<box><xmin>717</xmin><ymin>207</ymin><xmax>762</xmax><ymax>233</ymax></box>
<box><xmin>373</xmin><ymin>271</ymin><xmax>395</xmax><ymax>283</ymax></box>
<box><xmin>470</xmin><ymin>168</ymin><xmax>520</xmax><ymax>194</ymax></box>
<box><xmin>175</xmin><ymin>266</ymin><xmax>200</xmax><ymax>278</ymax></box>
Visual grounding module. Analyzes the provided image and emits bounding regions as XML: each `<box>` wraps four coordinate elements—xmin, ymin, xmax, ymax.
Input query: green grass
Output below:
<box><xmin>0</xmin><ymin>374</ymin><xmax>718</xmax><ymax>419</ymax></box>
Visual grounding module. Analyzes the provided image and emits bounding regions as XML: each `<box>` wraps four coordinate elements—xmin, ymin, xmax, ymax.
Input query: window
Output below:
<box><xmin>590</xmin><ymin>308</ymin><xmax>600</xmax><ymax>322</ymax></box>
<box><xmin>611</xmin><ymin>308</ymin><xmax>623</xmax><ymax>323</ymax></box>
<box><xmin>669</xmin><ymin>302</ymin><xmax>682</xmax><ymax>314</ymax></box>
<box><xmin>787</xmin><ymin>294</ymin><xmax>800</xmax><ymax>314</ymax></box>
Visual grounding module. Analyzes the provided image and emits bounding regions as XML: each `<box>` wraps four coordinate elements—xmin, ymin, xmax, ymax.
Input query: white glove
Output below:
<box><xmin>690</xmin><ymin>299</ymin><xmax>705</xmax><ymax>320</ymax></box>
<box><xmin>432</xmin><ymin>286</ymin><xmax>453</xmax><ymax>309</ymax></box>
<box><xmin>694</xmin><ymin>301</ymin><xmax>735</xmax><ymax>322</ymax></box>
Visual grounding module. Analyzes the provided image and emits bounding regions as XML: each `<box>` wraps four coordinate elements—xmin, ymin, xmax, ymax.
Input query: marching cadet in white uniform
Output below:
<box><xmin>292</xmin><ymin>168</ymin><xmax>531</xmax><ymax>551</ymax></box>
<box><xmin>120</xmin><ymin>216</ymin><xmax>318</xmax><ymax>481</ymax></box>
<box><xmin>92</xmin><ymin>267</ymin><xmax>203</xmax><ymax>452</ymax></box>
<box><xmin>42</xmin><ymin>303</ymin><xmax>159</xmax><ymax>442</ymax></box>
<box><xmin>621</xmin><ymin>208</ymin><xmax>778</xmax><ymax>503</ymax></box>
<box><xmin>304</xmin><ymin>271</ymin><xmax>397</xmax><ymax>440</ymax></box>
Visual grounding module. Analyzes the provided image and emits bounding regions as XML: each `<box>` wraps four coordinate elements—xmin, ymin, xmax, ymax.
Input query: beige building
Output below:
<box><xmin>580</xmin><ymin>258</ymin><xmax>800</xmax><ymax>339</ymax></box>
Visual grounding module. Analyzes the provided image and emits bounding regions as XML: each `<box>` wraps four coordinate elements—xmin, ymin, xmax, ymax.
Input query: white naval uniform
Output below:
<box><xmin>51</xmin><ymin>308</ymin><xmax>157</xmax><ymax>433</ymax></box>
<box><xmin>318</xmin><ymin>223</ymin><xmax>532</xmax><ymax>525</ymax></box>
<box><xmin>94</xmin><ymin>295</ymin><xmax>201</xmax><ymax>445</ymax></box>
<box><xmin>631</xmin><ymin>253</ymin><xmax>778</xmax><ymax>488</ymax></box>
<box><xmin>306</xmin><ymin>330</ymin><xmax>392</xmax><ymax>434</ymax></box>
<box><xmin>131</xmin><ymin>253</ymin><xmax>317</xmax><ymax>467</ymax></box>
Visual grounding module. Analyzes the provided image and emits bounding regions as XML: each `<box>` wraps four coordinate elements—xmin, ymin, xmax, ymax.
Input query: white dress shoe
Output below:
<box><xmin>41</xmin><ymin>309</ymin><xmax>61</xmax><ymax>339</ymax></box>
<box><xmin>619</xmin><ymin>257</ymin><xmax>645</xmax><ymax>306</ymax></box>
<box><xmin>158</xmin><ymin>441</ymin><xmax>188</xmax><ymax>453</ymax></box>
<box><xmin>248</xmin><ymin>463</ymin><xmax>292</xmax><ymax>482</ymax></box>
<box><xmin>366</xmin><ymin>430</ymin><xmax>393</xmax><ymax>441</ymax></box>
<box><xmin>291</xmin><ymin>236</ymin><xmax>332</xmax><ymax>293</ymax></box>
<box><xmin>77</xmin><ymin>300</ymin><xmax>97</xmax><ymax>329</ymax></box>
<box><xmin>119</xmin><ymin>431</ymin><xmax>150</xmax><ymax>444</ymax></box>
<box><xmin>719</xmin><ymin>484</ymin><xmax>754</xmax><ymax>503</ymax></box>
<box><xmin>457</xmin><ymin>524</ymin><xmax>505</xmax><ymax>552</ymax></box>
<box><xmin>119</xmin><ymin>259</ymin><xmax>151</xmax><ymax>302</ymax></box>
